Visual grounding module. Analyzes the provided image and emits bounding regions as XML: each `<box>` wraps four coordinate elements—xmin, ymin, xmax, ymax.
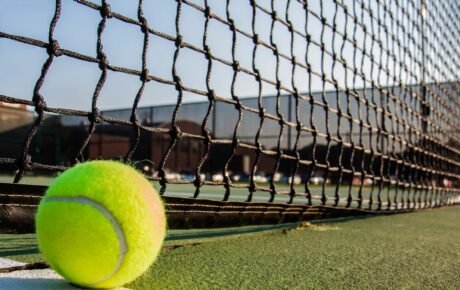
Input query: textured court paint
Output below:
<box><xmin>127</xmin><ymin>207</ymin><xmax>460</xmax><ymax>290</ymax></box>
<box><xmin>36</xmin><ymin>161</ymin><xmax>166</xmax><ymax>288</ymax></box>
<box><xmin>2</xmin><ymin>207</ymin><xmax>460</xmax><ymax>289</ymax></box>
<box><xmin>0</xmin><ymin>257</ymin><xmax>25</xmax><ymax>268</ymax></box>
<box><xmin>0</xmin><ymin>267</ymin><xmax>132</xmax><ymax>290</ymax></box>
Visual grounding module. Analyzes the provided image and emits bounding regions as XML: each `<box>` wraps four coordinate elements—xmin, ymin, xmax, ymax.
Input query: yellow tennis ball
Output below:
<box><xmin>35</xmin><ymin>160</ymin><xmax>166</xmax><ymax>289</ymax></box>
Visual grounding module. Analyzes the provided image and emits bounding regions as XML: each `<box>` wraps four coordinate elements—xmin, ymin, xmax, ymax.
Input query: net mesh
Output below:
<box><xmin>0</xmin><ymin>0</ymin><xmax>459</xmax><ymax>226</ymax></box>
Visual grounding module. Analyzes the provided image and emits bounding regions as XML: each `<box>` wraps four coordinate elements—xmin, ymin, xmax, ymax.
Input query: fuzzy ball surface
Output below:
<box><xmin>35</xmin><ymin>161</ymin><xmax>166</xmax><ymax>289</ymax></box>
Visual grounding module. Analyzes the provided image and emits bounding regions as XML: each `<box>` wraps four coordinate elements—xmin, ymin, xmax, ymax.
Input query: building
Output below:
<box><xmin>0</xmin><ymin>82</ymin><xmax>457</xmax><ymax>186</ymax></box>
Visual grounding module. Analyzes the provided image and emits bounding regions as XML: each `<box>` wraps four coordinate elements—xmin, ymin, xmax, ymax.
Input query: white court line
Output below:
<box><xmin>0</xmin><ymin>258</ymin><xmax>26</xmax><ymax>268</ymax></box>
<box><xmin>0</xmin><ymin>258</ymin><xmax>72</xmax><ymax>290</ymax></box>
<box><xmin>0</xmin><ymin>258</ymin><xmax>130</xmax><ymax>290</ymax></box>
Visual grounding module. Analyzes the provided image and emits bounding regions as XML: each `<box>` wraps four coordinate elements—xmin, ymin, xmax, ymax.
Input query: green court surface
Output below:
<box><xmin>1</xmin><ymin>206</ymin><xmax>459</xmax><ymax>289</ymax></box>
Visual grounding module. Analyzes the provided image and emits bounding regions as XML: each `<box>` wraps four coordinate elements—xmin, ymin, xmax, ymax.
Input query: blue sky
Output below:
<box><xmin>0</xmin><ymin>0</ymin><xmax>422</xmax><ymax>112</ymax></box>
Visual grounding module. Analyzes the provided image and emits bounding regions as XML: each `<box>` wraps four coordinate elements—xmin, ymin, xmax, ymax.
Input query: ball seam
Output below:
<box><xmin>43</xmin><ymin>196</ymin><xmax>128</xmax><ymax>286</ymax></box>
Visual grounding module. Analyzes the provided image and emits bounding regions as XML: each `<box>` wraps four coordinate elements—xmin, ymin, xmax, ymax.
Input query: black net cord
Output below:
<box><xmin>0</xmin><ymin>0</ymin><xmax>459</xmax><ymax>222</ymax></box>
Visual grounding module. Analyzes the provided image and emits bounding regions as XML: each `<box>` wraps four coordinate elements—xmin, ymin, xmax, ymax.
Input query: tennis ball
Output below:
<box><xmin>35</xmin><ymin>160</ymin><xmax>166</xmax><ymax>289</ymax></box>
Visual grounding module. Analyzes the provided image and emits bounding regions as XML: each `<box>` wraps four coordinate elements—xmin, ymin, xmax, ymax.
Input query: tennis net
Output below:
<box><xmin>1</xmin><ymin>0</ymin><xmax>459</xmax><ymax>229</ymax></box>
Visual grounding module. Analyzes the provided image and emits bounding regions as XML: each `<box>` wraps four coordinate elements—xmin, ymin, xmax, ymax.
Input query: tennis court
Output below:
<box><xmin>1</xmin><ymin>206</ymin><xmax>459</xmax><ymax>289</ymax></box>
<box><xmin>1</xmin><ymin>0</ymin><xmax>460</xmax><ymax>289</ymax></box>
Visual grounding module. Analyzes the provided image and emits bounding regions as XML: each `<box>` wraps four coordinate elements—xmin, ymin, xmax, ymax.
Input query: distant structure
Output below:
<box><xmin>0</xmin><ymin>102</ymin><xmax>30</xmax><ymax>132</ymax></box>
<box><xmin>0</xmin><ymin>102</ymin><xmax>34</xmax><ymax>172</ymax></box>
<box><xmin>1</xmin><ymin>83</ymin><xmax>456</xmax><ymax>186</ymax></box>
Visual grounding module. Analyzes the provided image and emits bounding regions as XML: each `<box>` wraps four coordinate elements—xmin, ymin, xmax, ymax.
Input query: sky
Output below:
<box><xmin>2</xmin><ymin>0</ymin><xmax>456</xmax><ymax>153</ymax></box>
<box><xmin>0</xmin><ymin>0</ymin><xmax>420</xmax><ymax>112</ymax></box>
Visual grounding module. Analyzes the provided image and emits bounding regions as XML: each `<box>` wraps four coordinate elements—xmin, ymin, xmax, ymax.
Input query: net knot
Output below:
<box><xmin>228</xmin><ymin>18</ymin><xmax>235</xmax><ymax>31</ymax></box>
<box><xmin>202</xmin><ymin>129</ymin><xmax>212</xmax><ymax>144</ymax></box>
<box><xmin>296</xmin><ymin>121</ymin><xmax>303</xmax><ymax>131</ymax></box>
<box><xmin>173</xmin><ymin>75</ymin><xmax>183</xmax><ymax>91</ymax></box>
<box><xmin>272</xmin><ymin>44</ymin><xmax>278</xmax><ymax>55</ymax></box>
<box><xmin>175</xmin><ymin>35</ymin><xmax>184</xmax><ymax>48</ymax></box>
<box><xmin>276</xmin><ymin>148</ymin><xmax>283</xmax><ymax>158</ymax></box>
<box><xmin>139</xmin><ymin>16</ymin><xmax>149</xmax><ymax>33</ymax></box>
<box><xmin>47</xmin><ymin>40</ymin><xmax>62</xmax><ymax>56</ymax></box>
<box><xmin>204</xmin><ymin>5</ymin><xmax>211</xmax><ymax>18</ymax></box>
<box><xmin>207</xmin><ymin>89</ymin><xmax>216</xmax><ymax>102</ymax></box>
<box><xmin>255</xmin><ymin>141</ymin><xmax>263</xmax><ymax>153</ymax></box>
<box><xmin>293</xmin><ymin>87</ymin><xmax>299</xmax><ymax>96</ymax></box>
<box><xmin>276</xmin><ymin>80</ymin><xmax>281</xmax><ymax>90</ymax></box>
<box><xmin>140</xmin><ymin>68</ymin><xmax>150</xmax><ymax>82</ymax></box>
<box><xmin>252</xmin><ymin>34</ymin><xmax>259</xmax><ymax>45</ymax></box>
<box><xmin>16</xmin><ymin>154</ymin><xmax>32</xmax><ymax>171</ymax></box>
<box><xmin>203</xmin><ymin>44</ymin><xmax>212</xmax><ymax>60</ymax></box>
<box><xmin>33</xmin><ymin>94</ymin><xmax>47</xmax><ymax>112</ymax></box>
<box><xmin>332</xmin><ymin>52</ymin><xmax>337</xmax><ymax>61</ymax></box>
<box><xmin>258</xmin><ymin>107</ymin><xmax>266</xmax><ymax>118</ymax></box>
<box><xmin>100</xmin><ymin>2</ymin><xmax>113</xmax><ymax>18</ymax></box>
<box><xmin>232</xmin><ymin>138</ymin><xmax>239</xmax><ymax>148</ymax></box>
<box><xmin>320</xmin><ymin>41</ymin><xmax>325</xmax><ymax>51</ymax></box>
<box><xmin>333</xmin><ymin>79</ymin><xmax>339</xmax><ymax>89</ymax></box>
<box><xmin>271</xmin><ymin>10</ymin><xmax>277</xmax><ymax>20</ymax></box>
<box><xmin>170</xmin><ymin>124</ymin><xmax>182</xmax><ymax>140</ymax></box>
<box><xmin>254</xmin><ymin>69</ymin><xmax>261</xmax><ymax>81</ymax></box>
<box><xmin>234</xmin><ymin>99</ymin><xmax>241</xmax><ymax>110</ymax></box>
<box><xmin>232</xmin><ymin>60</ymin><xmax>240</xmax><ymax>71</ymax></box>
<box><xmin>294</xmin><ymin>150</ymin><xmax>300</xmax><ymax>161</ymax></box>
<box><xmin>98</xmin><ymin>52</ymin><xmax>109</xmax><ymax>70</ymax></box>
<box><xmin>130</xmin><ymin>114</ymin><xmax>141</xmax><ymax>126</ymax></box>
<box><xmin>89</xmin><ymin>109</ymin><xmax>101</xmax><ymax>123</ymax></box>
<box><xmin>277</xmin><ymin>114</ymin><xmax>284</xmax><ymax>126</ymax></box>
